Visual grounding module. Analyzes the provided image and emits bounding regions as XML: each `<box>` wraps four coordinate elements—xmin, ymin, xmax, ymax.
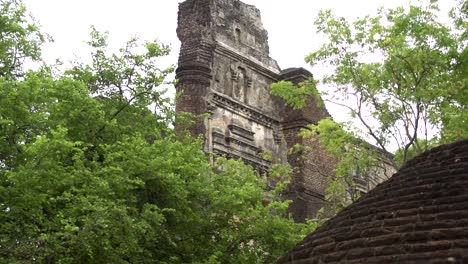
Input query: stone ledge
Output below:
<box><xmin>210</xmin><ymin>91</ymin><xmax>280</xmax><ymax>128</ymax></box>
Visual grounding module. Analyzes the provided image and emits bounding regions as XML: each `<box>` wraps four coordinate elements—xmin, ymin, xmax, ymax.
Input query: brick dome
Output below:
<box><xmin>279</xmin><ymin>139</ymin><xmax>468</xmax><ymax>263</ymax></box>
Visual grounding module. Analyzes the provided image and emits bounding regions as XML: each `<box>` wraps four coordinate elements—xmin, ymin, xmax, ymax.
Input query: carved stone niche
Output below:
<box><xmin>230</xmin><ymin>62</ymin><xmax>253</xmax><ymax>103</ymax></box>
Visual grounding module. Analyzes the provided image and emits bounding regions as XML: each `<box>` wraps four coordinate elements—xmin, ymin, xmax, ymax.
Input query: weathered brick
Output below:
<box><xmin>430</xmin><ymin>228</ymin><xmax>468</xmax><ymax>240</ymax></box>
<box><xmin>336</xmin><ymin>238</ymin><xmax>366</xmax><ymax>251</ymax></box>
<box><xmin>361</xmin><ymin>227</ymin><xmax>393</xmax><ymax>238</ymax></box>
<box><xmin>403</xmin><ymin>231</ymin><xmax>429</xmax><ymax>243</ymax></box>
<box><xmin>333</xmin><ymin>230</ymin><xmax>362</xmax><ymax>242</ymax></box>
<box><xmin>374</xmin><ymin>245</ymin><xmax>406</xmax><ymax>256</ymax></box>
<box><xmin>311</xmin><ymin>242</ymin><xmax>335</xmax><ymax>255</ymax></box>
<box><xmin>345</xmin><ymin>248</ymin><xmax>376</xmax><ymax>260</ymax></box>
<box><xmin>410</xmin><ymin>241</ymin><xmax>452</xmax><ymax>253</ymax></box>
<box><xmin>383</xmin><ymin>215</ymin><xmax>419</xmax><ymax>227</ymax></box>
<box><xmin>394</xmin><ymin>223</ymin><xmax>415</xmax><ymax>233</ymax></box>
<box><xmin>321</xmin><ymin>250</ymin><xmax>347</xmax><ymax>262</ymax></box>
<box><xmin>437</xmin><ymin>210</ymin><xmax>468</xmax><ymax>221</ymax></box>
<box><xmin>367</xmin><ymin>233</ymin><xmax>402</xmax><ymax>246</ymax></box>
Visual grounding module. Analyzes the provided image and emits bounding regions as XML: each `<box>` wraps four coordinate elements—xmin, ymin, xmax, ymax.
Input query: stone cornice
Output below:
<box><xmin>280</xmin><ymin>118</ymin><xmax>314</xmax><ymax>131</ymax></box>
<box><xmin>280</xmin><ymin>67</ymin><xmax>313</xmax><ymax>83</ymax></box>
<box><xmin>214</xmin><ymin>43</ymin><xmax>281</xmax><ymax>81</ymax></box>
<box><xmin>228</xmin><ymin>123</ymin><xmax>255</xmax><ymax>141</ymax></box>
<box><xmin>210</xmin><ymin>91</ymin><xmax>280</xmax><ymax>129</ymax></box>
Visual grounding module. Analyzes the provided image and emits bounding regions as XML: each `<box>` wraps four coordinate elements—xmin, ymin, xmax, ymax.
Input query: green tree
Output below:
<box><xmin>272</xmin><ymin>0</ymin><xmax>467</xmax><ymax>215</ymax></box>
<box><xmin>0</xmin><ymin>0</ymin><xmax>45</xmax><ymax>79</ymax></box>
<box><xmin>0</xmin><ymin>1</ymin><xmax>315</xmax><ymax>263</ymax></box>
<box><xmin>441</xmin><ymin>0</ymin><xmax>467</xmax><ymax>142</ymax></box>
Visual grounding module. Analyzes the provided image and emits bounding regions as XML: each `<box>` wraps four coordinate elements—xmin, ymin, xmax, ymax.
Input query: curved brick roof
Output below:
<box><xmin>279</xmin><ymin>139</ymin><xmax>468</xmax><ymax>263</ymax></box>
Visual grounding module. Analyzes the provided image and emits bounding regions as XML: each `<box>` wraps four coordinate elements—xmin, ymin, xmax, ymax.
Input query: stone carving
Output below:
<box><xmin>230</xmin><ymin>63</ymin><xmax>252</xmax><ymax>102</ymax></box>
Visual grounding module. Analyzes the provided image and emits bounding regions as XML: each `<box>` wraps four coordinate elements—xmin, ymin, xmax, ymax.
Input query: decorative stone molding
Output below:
<box><xmin>212</xmin><ymin>142</ymin><xmax>271</xmax><ymax>174</ymax></box>
<box><xmin>210</xmin><ymin>91</ymin><xmax>280</xmax><ymax>129</ymax></box>
<box><xmin>228</xmin><ymin>123</ymin><xmax>255</xmax><ymax>141</ymax></box>
<box><xmin>215</xmin><ymin>44</ymin><xmax>281</xmax><ymax>80</ymax></box>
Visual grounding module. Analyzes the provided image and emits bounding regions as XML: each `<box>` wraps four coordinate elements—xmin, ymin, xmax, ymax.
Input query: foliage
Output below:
<box><xmin>0</xmin><ymin>0</ymin><xmax>45</xmax><ymax>79</ymax></box>
<box><xmin>393</xmin><ymin>138</ymin><xmax>439</xmax><ymax>167</ymax></box>
<box><xmin>271</xmin><ymin>79</ymin><xmax>321</xmax><ymax>109</ymax></box>
<box><xmin>272</xmin><ymin>0</ymin><xmax>466</xmax><ymax>216</ymax></box>
<box><xmin>441</xmin><ymin>0</ymin><xmax>467</xmax><ymax>142</ymax></box>
<box><xmin>308</xmin><ymin>0</ymin><xmax>466</xmax><ymax>160</ymax></box>
<box><xmin>0</xmin><ymin>1</ymin><xmax>315</xmax><ymax>263</ymax></box>
<box><xmin>302</xmin><ymin>118</ymin><xmax>386</xmax><ymax>215</ymax></box>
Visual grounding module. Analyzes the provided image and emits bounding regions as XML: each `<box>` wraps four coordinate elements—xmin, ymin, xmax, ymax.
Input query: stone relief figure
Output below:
<box><xmin>230</xmin><ymin>63</ymin><xmax>252</xmax><ymax>103</ymax></box>
<box><xmin>234</xmin><ymin>66</ymin><xmax>246</xmax><ymax>101</ymax></box>
<box><xmin>235</xmin><ymin>28</ymin><xmax>242</xmax><ymax>43</ymax></box>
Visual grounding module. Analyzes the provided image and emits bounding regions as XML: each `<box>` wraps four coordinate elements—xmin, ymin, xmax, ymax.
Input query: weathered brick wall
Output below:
<box><xmin>279</xmin><ymin>139</ymin><xmax>468</xmax><ymax>263</ymax></box>
<box><xmin>282</xmin><ymin>129</ymin><xmax>338</xmax><ymax>222</ymax></box>
<box><xmin>280</xmin><ymin>68</ymin><xmax>335</xmax><ymax>222</ymax></box>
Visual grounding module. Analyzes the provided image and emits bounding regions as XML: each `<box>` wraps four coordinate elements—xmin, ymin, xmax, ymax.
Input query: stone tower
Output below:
<box><xmin>176</xmin><ymin>0</ymin><xmax>331</xmax><ymax>221</ymax></box>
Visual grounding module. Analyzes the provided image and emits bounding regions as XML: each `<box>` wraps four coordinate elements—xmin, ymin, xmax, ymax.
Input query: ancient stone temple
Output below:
<box><xmin>175</xmin><ymin>0</ymin><xmax>333</xmax><ymax>221</ymax></box>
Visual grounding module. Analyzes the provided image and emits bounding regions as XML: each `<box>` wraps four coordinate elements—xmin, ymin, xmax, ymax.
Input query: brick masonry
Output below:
<box><xmin>278</xmin><ymin>139</ymin><xmax>468</xmax><ymax>263</ymax></box>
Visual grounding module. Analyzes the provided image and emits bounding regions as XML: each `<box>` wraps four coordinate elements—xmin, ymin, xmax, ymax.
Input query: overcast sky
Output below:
<box><xmin>24</xmin><ymin>0</ymin><xmax>456</xmax><ymax>68</ymax></box>
<box><xmin>22</xmin><ymin>0</ymin><xmax>455</xmax><ymax>124</ymax></box>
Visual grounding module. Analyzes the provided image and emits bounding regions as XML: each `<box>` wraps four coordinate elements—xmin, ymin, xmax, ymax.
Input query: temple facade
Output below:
<box><xmin>175</xmin><ymin>0</ymin><xmax>388</xmax><ymax>221</ymax></box>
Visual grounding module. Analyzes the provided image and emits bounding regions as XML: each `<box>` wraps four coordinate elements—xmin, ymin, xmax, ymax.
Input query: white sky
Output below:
<box><xmin>23</xmin><ymin>0</ymin><xmax>455</xmax><ymax>125</ymax></box>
